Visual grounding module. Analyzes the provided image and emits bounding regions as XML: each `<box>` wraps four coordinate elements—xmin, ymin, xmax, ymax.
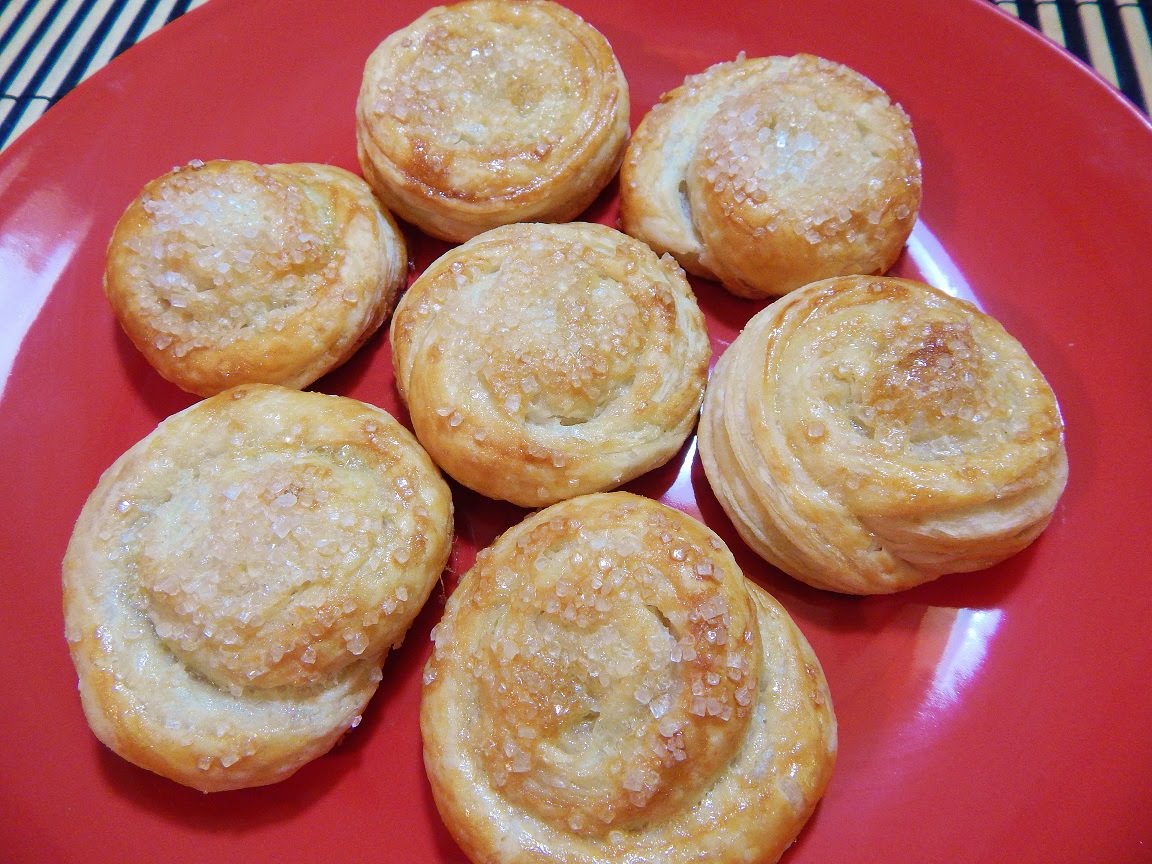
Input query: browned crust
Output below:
<box><xmin>698</xmin><ymin>276</ymin><xmax>1069</xmax><ymax>593</ymax></box>
<box><xmin>104</xmin><ymin>160</ymin><xmax>407</xmax><ymax>397</ymax></box>
<box><xmin>421</xmin><ymin>492</ymin><xmax>836</xmax><ymax>863</ymax></box>
<box><xmin>63</xmin><ymin>385</ymin><xmax>453</xmax><ymax>791</ymax></box>
<box><xmin>355</xmin><ymin>0</ymin><xmax>629</xmax><ymax>241</ymax></box>
<box><xmin>620</xmin><ymin>54</ymin><xmax>921</xmax><ymax>299</ymax></box>
<box><xmin>389</xmin><ymin>222</ymin><xmax>710</xmax><ymax>507</ymax></box>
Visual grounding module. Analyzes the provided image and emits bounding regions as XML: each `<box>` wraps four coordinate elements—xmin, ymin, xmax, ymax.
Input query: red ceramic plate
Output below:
<box><xmin>2</xmin><ymin>0</ymin><xmax>1150</xmax><ymax>860</ymax></box>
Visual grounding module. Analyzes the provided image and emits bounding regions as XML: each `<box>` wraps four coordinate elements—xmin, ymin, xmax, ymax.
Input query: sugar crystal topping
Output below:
<box><xmin>807</xmin><ymin>291</ymin><xmax>1006</xmax><ymax>460</ymax></box>
<box><xmin>456</xmin><ymin>499</ymin><xmax>758</xmax><ymax>835</ymax></box>
<box><xmin>133</xmin><ymin>446</ymin><xmax>415</xmax><ymax>691</ymax></box>
<box><xmin>119</xmin><ymin>163</ymin><xmax>343</xmax><ymax>352</ymax></box>
<box><xmin>369</xmin><ymin>1</ymin><xmax>613</xmax><ymax>193</ymax></box>
<box><xmin>689</xmin><ymin>57</ymin><xmax>918</xmax><ymax>250</ymax></box>
<box><xmin>447</xmin><ymin>232</ymin><xmax>654</xmax><ymax>429</ymax></box>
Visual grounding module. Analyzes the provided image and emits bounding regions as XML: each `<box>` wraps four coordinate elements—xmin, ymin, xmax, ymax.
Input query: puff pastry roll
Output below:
<box><xmin>698</xmin><ymin>276</ymin><xmax>1069</xmax><ymax>594</ymax></box>
<box><xmin>105</xmin><ymin>159</ymin><xmax>408</xmax><ymax>397</ymax></box>
<box><xmin>62</xmin><ymin>385</ymin><xmax>453</xmax><ymax>791</ymax></box>
<box><xmin>620</xmin><ymin>54</ymin><xmax>921</xmax><ymax>299</ymax></box>
<box><xmin>422</xmin><ymin>492</ymin><xmax>836</xmax><ymax>864</ymax></box>
<box><xmin>390</xmin><ymin>221</ymin><xmax>710</xmax><ymax>507</ymax></box>
<box><xmin>355</xmin><ymin>0</ymin><xmax>629</xmax><ymax>242</ymax></box>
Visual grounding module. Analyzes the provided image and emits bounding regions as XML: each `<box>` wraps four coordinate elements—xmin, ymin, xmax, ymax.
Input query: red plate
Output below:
<box><xmin>2</xmin><ymin>0</ymin><xmax>1150</xmax><ymax>860</ymax></box>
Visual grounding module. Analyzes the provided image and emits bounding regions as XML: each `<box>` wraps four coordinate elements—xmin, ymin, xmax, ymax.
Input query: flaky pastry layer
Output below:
<box><xmin>621</xmin><ymin>54</ymin><xmax>921</xmax><ymax>298</ymax></box>
<box><xmin>698</xmin><ymin>276</ymin><xmax>1069</xmax><ymax>594</ymax></box>
<box><xmin>105</xmin><ymin>159</ymin><xmax>407</xmax><ymax>397</ymax></box>
<box><xmin>390</xmin><ymin>221</ymin><xmax>710</xmax><ymax>507</ymax></box>
<box><xmin>63</xmin><ymin>385</ymin><xmax>453</xmax><ymax>791</ymax></box>
<box><xmin>355</xmin><ymin>0</ymin><xmax>629</xmax><ymax>241</ymax></box>
<box><xmin>422</xmin><ymin>492</ymin><xmax>836</xmax><ymax>864</ymax></box>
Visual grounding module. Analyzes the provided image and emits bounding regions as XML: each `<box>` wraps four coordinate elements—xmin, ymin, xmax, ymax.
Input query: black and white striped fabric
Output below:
<box><xmin>1</xmin><ymin>0</ymin><xmax>1149</xmax><ymax>153</ymax></box>
<box><xmin>992</xmin><ymin>0</ymin><xmax>1151</xmax><ymax>110</ymax></box>
<box><xmin>0</xmin><ymin>0</ymin><xmax>209</xmax><ymax>150</ymax></box>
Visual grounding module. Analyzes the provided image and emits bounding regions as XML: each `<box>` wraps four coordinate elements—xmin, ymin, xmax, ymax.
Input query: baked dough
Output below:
<box><xmin>355</xmin><ymin>0</ymin><xmax>629</xmax><ymax>242</ymax></box>
<box><xmin>62</xmin><ymin>385</ymin><xmax>453</xmax><ymax>791</ymax></box>
<box><xmin>698</xmin><ymin>276</ymin><xmax>1069</xmax><ymax>594</ymax></box>
<box><xmin>390</xmin><ymin>221</ymin><xmax>710</xmax><ymax>507</ymax></box>
<box><xmin>105</xmin><ymin>159</ymin><xmax>408</xmax><ymax>397</ymax></box>
<box><xmin>421</xmin><ymin>492</ymin><xmax>836</xmax><ymax>864</ymax></box>
<box><xmin>620</xmin><ymin>54</ymin><xmax>921</xmax><ymax>299</ymax></box>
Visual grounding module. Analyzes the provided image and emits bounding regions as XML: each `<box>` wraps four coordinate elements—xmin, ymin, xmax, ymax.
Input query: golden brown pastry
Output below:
<box><xmin>355</xmin><ymin>0</ymin><xmax>629</xmax><ymax>242</ymax></box>
<box><xmin>422</xmin><ymin>492</ymin><xmax>836</xmax><ymax>864</ymax></box>
<box><xmin>105</xmin><ymin>159</ymin><xmax>408</xmax><ymax>397</ymax></box>
<box><xmin>390</xmin><ymin>221</ymin><xmax>710</xmax><ymax>507</ymax></box>
<box><xmin>62</xmin><ymin>385</ymin><xmax>453</xmax><ymax>791</ymax></box>
<box><xmin>698</xmin><ymin>276</ymin><xmax>1069</xmax><ymax>594</ymax></box>
<box><xmin>620</xmin><ymin>54</ymin><xmax>921</xmax><ymax>299</ymax></box>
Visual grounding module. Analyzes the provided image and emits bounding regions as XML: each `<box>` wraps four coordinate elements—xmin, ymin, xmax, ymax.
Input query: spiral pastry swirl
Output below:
<box><xmin>620</xmin><ymin>54</ymin><xmax>921</xmax><ymax>298</ymax></box>
<box><xmin>105</xmin><ymin>159</ymin><xmax>408</xmax><ymax>396</ymax></box>
<box><xmin>390</xmin><ymin>221</ymin><xmax>710</xmax><ymax>507</ymax></box>
<box><xmin>355</xmin><ymin>0</ymin><xmax>629</xmax><ymax>242</ymax></box>
<box><xmin>62</xmin><ymin>385</ymin><xmax>453</xmax><ymax>791</ymax></box>
<box><xmin>698</xmin><ymin>276</ymin><xmax>1069</xmax><ymax>594</ymax></box>
<box><xmin>421</xmin><ymin>492</ymin><xmax>836</xmax><ymax>864</ymax></box>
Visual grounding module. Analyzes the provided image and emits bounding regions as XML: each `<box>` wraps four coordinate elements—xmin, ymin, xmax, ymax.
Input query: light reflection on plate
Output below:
<box><xmin>906</xmin><ymin>221</ymin><xmax>978</xmax><ymax>307</ymax></box>
<box><xmin>922</xmin><ymin>606</ymin><xmax>1004</xmax><ymax>709</ymax></box>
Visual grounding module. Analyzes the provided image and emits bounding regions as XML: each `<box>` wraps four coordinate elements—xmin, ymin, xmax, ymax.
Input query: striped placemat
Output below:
<box><xmin>992</xmin><ymin>0</ymin><xmax>1151</xmax><ymax>109</ymax></box>
<box><xmin>1</xmin><ymin>0</ymin><xmax>1149</xmax><ymax>154</ymax></box>
<box><xmin>0</xmin><ymin>0</ymin><xmax>210</xmax><ymax>151</ymax></box>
